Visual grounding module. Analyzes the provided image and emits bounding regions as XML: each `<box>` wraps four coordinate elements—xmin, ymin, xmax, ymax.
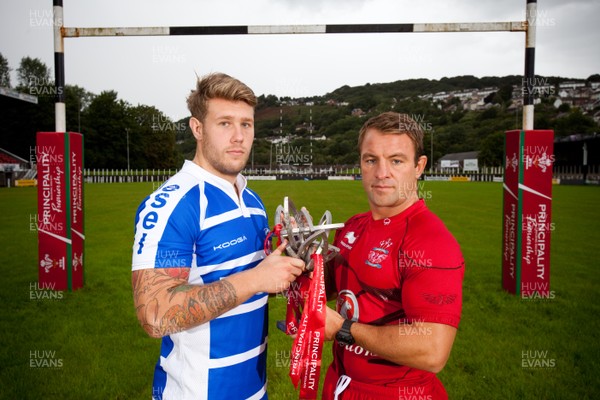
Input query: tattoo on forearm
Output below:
<box><xmin>133</xmin><ymin>269</ymin><xmax>238</xmax><ymax>337</ymax></box>
<box><xmin>196</xmin><ymin>281</ymin><xmax>237</xmax><ymax>315</ymax></box>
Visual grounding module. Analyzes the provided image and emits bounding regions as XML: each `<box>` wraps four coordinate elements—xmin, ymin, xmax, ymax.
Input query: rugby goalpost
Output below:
<box><xmin>51</xmin><ymin>0</ymin><xmax>538</xmax><ymax>132</ymax></box>
<box><xmin>42</xmin><ymin>0</ymin><xmax>551</xmax><ymax>297</ymax></box>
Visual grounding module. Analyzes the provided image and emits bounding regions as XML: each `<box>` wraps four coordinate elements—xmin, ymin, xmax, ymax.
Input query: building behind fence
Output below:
<box><xmin>2</xmin><ymin>164</ymin><xmax>599</xmax><ymax>187</ymax></box>
<box><xmin>77</xmin><ymin>164</ymin><xmax>600</xmax><ymax>184</ymax></box>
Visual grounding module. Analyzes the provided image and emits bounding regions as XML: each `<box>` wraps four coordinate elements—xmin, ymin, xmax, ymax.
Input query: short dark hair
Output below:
<box><xmin>357</xmin><ymin>112</ymin><xmax>425</xmax><ymax>164</ymax></box>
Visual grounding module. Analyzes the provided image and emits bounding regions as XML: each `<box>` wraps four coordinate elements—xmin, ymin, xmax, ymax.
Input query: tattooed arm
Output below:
<box><xmin>132</xmin><ymin>268</ymin><xmax>237</xmax><ymax>338</ymax></box>
<box><xmin>132</xmin><ymin>242</ymin><xmax>305</xmax><ymax>338</ymax></box>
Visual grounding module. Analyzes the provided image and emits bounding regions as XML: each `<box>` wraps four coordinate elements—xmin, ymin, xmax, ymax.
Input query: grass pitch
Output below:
<box><xmin>0</xmin><ymin>181</ymin><xmax>598</xmax><ymax>399</ymax></box>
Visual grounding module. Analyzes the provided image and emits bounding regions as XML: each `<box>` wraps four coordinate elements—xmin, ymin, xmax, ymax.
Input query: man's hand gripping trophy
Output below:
<box><xmin>267</xmin><ymin>196</ymin><xmax>344</xmax><ymax>272</ymax></box>
<box><xmin>265</xmin><ymin>197</ymin><xmax>344</xmax><ymax>338</ymax></box>
<box><xmin>266</xmin><ymin>197</ymin><xmax>344</xmax><ymax>397</ymax></box>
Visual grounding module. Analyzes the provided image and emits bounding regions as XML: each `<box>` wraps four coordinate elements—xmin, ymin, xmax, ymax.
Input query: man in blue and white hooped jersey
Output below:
<box><xmin>132</xmin><ymin>73</ymin><xmax>305</xmax><ymax>400</ymax></box>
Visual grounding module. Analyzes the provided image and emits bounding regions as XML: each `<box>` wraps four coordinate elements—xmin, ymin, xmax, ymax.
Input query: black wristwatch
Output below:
<box><xmin>335</xmin><ymin>319</ymin><xmax>355</xmax><ymax>346</ymax></box>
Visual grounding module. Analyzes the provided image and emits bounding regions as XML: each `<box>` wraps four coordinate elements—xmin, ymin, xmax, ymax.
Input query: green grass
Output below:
<box><xmin>0</xmin><ymin>181</ymin><xmax>599</xmax><ymax>399</ymax></box>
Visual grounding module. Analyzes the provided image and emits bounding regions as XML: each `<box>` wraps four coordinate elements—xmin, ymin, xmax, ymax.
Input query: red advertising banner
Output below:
<box><xmin>520</xmin><ymin>130</ymin><xmax>553</xmax><ymax>298</ymax></box>
<box><xmin>502</xmin><ymin>130</ymin><xmax>554</xmax><ymax>298</ymax></box>
<box><xmin>37</xmin><ymin>132</ymin><xmax>69</xmax><ymax>290</ymax></box>
<box><xmin>502</xmin><ymin>130</ymin><xmax>521</xmax><ymax>294</ymax></box>
<box><xmin>69</xmin><ymin>132</ymin><xmax>85</xmax><ymax>290</ymax></box>
<box><xmin>37</xmin><ymin>132</ymin><xmax>84</xmax><ymax>291</ymax></box>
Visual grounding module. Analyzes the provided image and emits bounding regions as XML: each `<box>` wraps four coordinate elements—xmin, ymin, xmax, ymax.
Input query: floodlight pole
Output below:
<box><xmin>430</xmin><ymin>130</ymin><xmax>434</xmax><ymax>173</ymax></box>
<box><xmin>126</xmin><ymin>128</ymin><xmax>130</xmax><ymax>171</ymax></box>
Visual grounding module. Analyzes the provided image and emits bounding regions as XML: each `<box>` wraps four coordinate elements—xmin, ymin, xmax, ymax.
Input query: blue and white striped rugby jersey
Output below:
<box><xmin>132</xmin><ymin>160</ymin><xmax>270</xmax><ymax>400</ymax></box>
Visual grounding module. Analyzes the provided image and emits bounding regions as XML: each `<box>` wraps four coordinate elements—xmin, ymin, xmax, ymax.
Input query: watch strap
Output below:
<box><xmin>336</xmin><ymin>319</ymin><xmax>355</xmax><ymax>345</ymax></box>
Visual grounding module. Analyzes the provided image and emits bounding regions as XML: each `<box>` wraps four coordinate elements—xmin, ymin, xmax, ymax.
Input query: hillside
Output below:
<box><xmin>2</xmin><ymin>55</ymin><xmax>596</xmax><ymax>170</ymax></box>
<box><xmin>177</xmin><ymin>74</ymin><xmax>600</xmax><ymax>168</ymax></box>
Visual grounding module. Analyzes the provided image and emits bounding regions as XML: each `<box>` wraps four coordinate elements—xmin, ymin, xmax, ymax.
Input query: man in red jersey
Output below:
<box><xmin>322</xmin><ymin>112</ymin><xmax>464</xmax><ymax>400</ymax></box>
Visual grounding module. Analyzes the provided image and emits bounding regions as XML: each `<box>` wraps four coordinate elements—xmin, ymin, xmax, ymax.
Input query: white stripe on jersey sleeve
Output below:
<box><xmin>246</xmin><ymin>206</ymin><xmax>267</xmax><ymax>218</ymax></box>
<box><xmin>217</xmin><ymin>294</ymin><xmax>268</xmax><ymax>319</ymax></box>
<box><xmin>202</xmin><ymin>205</ymin><xmax>266</xmax><ymax>230</ymax></box>
<box><xmin>208</xmin><ymin>338</ymin><xmax>267</xmax><ymax>369</ymax></box>
<box><xmin>202</xmin><ymin>208</ymin><xmax>244</xmax><ymax>230</ymax></box>
<box><xmin>189</xmin><ymin>250</ymin><xmax>266</xmax><ymax>280</ymax></box>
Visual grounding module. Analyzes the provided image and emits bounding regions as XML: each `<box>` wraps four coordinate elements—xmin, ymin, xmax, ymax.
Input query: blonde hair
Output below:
<box><xmin>186</xmin><ymin>72</ymin><xmax>257</xmax><ymax>121</ymax></box>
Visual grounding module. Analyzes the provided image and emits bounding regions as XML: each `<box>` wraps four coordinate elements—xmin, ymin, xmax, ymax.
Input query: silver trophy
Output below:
<box><xmin>273</xmin><ymin>197</ymin><xmax>344</xmax><ymax>271</ymax></box>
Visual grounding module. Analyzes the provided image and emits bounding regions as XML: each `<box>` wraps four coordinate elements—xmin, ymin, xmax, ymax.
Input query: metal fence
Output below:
<box><xmin>3</xmin><ymin>164</ymin><xmax>598</xmax><ymax>187</ymax></box>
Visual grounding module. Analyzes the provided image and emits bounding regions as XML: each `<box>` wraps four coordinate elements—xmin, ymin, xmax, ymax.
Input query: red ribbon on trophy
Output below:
<box><xmin>288</xmin><ymin>253</ymin><xmax>326</xmax><ymax>399</ymax></box>
<box><xmin>265</xmin><ymin>197</ymin><xmax>343</xmax><ymax>399</ymax></box>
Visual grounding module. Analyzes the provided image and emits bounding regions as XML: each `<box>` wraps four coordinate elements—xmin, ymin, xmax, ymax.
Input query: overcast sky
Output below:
<box><xmin>1</xmin><ymin>0</ymin><xmax>598</xmax><ymax>121</ymax></box>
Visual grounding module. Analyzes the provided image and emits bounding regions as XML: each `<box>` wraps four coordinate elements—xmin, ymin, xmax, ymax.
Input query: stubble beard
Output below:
<box><xmin>367</xmin><ymin>186</ymin><xmax>418</xmax><ymax>214</ymax></box>
<box><xmin>201</xmin><ymin>138</ymin><xmax>249</xmax><ymax>178</ymax></box>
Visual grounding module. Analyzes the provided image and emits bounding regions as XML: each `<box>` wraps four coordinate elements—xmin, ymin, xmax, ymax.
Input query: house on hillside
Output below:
<box><xmin>559</xmin><ymin>81</ymin><xmax>586</xmax><ymax>91</ymax></box>
<box><xmin>351</xmin><ymin>108</ymin><xmax>366</xmax><ymax>117</ymax></box>
<box><xmin>432</xmin><ymin>92</ymin><xmax>450</xmax><ymax>102</ymax></box>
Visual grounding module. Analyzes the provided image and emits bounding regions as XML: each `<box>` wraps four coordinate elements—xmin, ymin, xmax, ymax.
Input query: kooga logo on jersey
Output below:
<box><xmin>214</xmin><ymin>236</ymin><xmax>248</xmax><ymax>251</ymax></box>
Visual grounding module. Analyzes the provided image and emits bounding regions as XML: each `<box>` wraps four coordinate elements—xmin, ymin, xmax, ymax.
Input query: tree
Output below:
<box><xmin>65</xmin><ymin>85</ymin><xmax>95</xmax><ymax>133</ymax></box>
<box><xmin>480</xmin><ymin>106</ymin><xmax>498</xmax><ymax>120</ymax></box>
<box><xmin>83</xmin><ymin>94</ymin><xmax>179</xmax><ymax>169</ymax></box>
<box><xmin>128</xmin><ymin>105</ymin><xmax>179</xmax><ymax>169</ymax></box>
<box><xmin>552</xmin><ymin>108</ymin><xmax>599</xmax><ymax>137</ymax></box>
<box><xmin>16</xmin><ymin>57</ymin><xmax>51</xmax><ymax>92</ymax></box>
<box><xmin>84</xmin><ymin>91</ymin><xmax>131</xmax><ymax>168</ymax></box>
<box><xmin>256</xmin><ymin>94</ymin><xmax>279</xmax><ymax>109</ymax></box>
<box><xmin>557</xmin><ymin>102</ymin><xmax>570</xmax><ymax>113</ymax></box>
<box><xmin>587</xmin><ymin>74</ymin><xmax>600</xmax><ymax>83</ymax></box>
<box><xmin>497</xmin><ymin>84</ymin><xmax>514</xmax><ymax>104</ymax></box>
<box><xmin>0</xmin><ymin>57</ymin><xmax>56</xmax><ymax>157</ymax></box>
<box><xmin>0</xmin><ymin>52</ymin><xmax>11</xmax><ymax>88</ymax></box>
<box><xmin>479</xmin><ymin>132</ymin><xmax>505</xmax><ymax>167</ymax></box>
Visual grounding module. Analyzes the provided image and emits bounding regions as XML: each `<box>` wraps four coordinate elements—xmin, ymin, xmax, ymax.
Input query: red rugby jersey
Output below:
<box><xmin>330</xmin><ymin>199</ymin><xmax>464</xmax><ymax>385</ymax></box>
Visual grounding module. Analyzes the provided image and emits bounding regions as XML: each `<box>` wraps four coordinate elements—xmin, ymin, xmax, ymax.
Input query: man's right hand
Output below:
<box><xmin>247</xmin><ymin>241</ymin><xmax>305</xmax><ymax>294</ymax></box>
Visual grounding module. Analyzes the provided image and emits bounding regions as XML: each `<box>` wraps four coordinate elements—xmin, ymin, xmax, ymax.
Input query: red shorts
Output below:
<box><xmin>321</xmin><ymin>366</ymin><xmax>448</xmax><ymax>400</ymax></box>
